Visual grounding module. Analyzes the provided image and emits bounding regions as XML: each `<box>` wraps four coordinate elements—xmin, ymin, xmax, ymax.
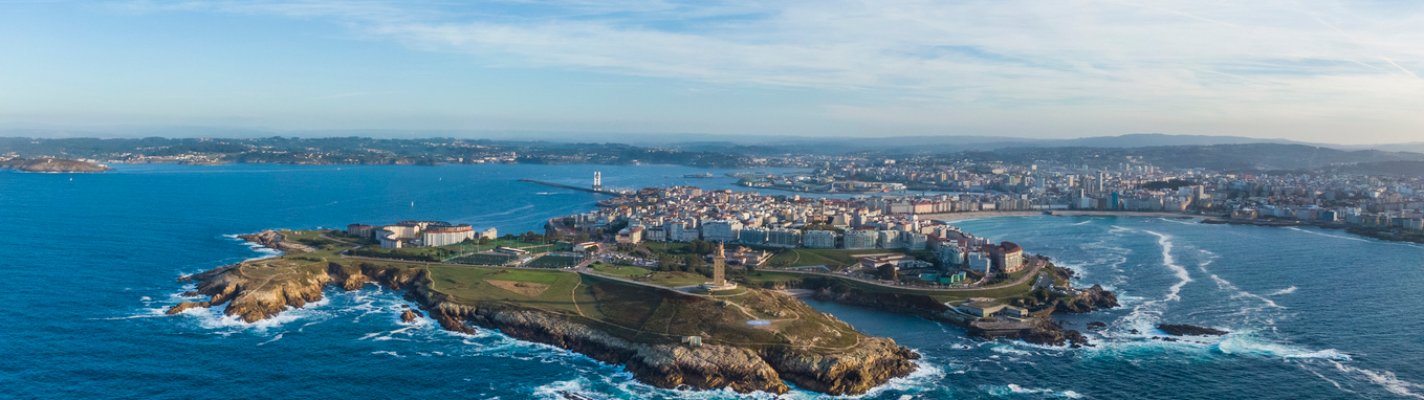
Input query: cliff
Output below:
<box><xmin>168</xmin><ymin>232</ymin><xmax>918</xmax><ymax>396</ymax></box>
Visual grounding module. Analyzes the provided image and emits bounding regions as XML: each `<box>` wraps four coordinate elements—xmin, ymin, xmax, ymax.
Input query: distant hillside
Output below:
<box><xmin>1329</xmin><ymin>161</ymin><xmax>1424</xmax><ymax>176</ymax></box>
<box><xmin>960</xmin><ymin>143</ymin><xmax>1424</xmax><ymax>171</ymax></box>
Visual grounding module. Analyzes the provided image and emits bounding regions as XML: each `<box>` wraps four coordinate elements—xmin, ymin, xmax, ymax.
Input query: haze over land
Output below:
<box><xmin>2</xmin><ymin>1</ymin><xmax>1423</xmax><ymax>143</ymax></box>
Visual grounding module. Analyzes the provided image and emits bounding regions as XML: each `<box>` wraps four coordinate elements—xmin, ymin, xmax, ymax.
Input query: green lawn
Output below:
<box><xmin>443</xmin><ymin>239</ymin><xmax>570</xmax><ymax>254</ymax></box>
<box><xmin>527</xmin><ymin>254</ymin><xmax>583</xmax><ymax>268</ymax></box>
<box><xmin>425</xmin><ymin>266</ymin><xmax>584</xmax><ymax>313</ymax></box>
<box><xmin>448</xmin><ymin>253</ymin><xmax>517</xmax><ymax>266</ymax></box>
<box><xmin>645</xmin><ymin>271</ymin><xmax>709</xmax><ymax>287</ymax></box>
<box><xmin>590</xmin><ymin>263</ymin><xmax>652</xmax><ymax>278</ymax></box>
<box><xmin>765</xmin><ymin>248</ymin><xmax>899</xmax><ymax>268</ymax></box>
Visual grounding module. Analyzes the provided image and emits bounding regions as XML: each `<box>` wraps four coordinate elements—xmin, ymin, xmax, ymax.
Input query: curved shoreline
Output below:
<box><xmin>919</xmin><ymin>210</ymin><xmax>1205</xmax><ymax>222</ymax></box>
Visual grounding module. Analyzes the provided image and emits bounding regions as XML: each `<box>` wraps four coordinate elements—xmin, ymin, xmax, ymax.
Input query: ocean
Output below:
<box><xmin>1</xmin><ymin>164</ymin><xmax>1422</xmax><ymax>399</ymax></box>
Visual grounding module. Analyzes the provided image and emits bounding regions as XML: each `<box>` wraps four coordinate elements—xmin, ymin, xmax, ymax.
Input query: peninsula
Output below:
<box><xmin>169</xmin><ymin>183</ymin><xmax>1127</xmax><ymax>394</ymax></box>
<box><xmin>170</xmin><ymin>229</ymin><xmax>918</xmax><ymax>395</ymax></box>
<box><xmin>0</xmin><ymin>156</ymin><xmax>109</xmax><ymax>173</ymax></box>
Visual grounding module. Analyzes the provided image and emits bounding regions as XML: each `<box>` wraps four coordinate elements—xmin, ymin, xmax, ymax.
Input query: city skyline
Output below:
<box><xmin>2</xmin><ymin>1</ymin><xmax>1422</xmax><ymax>143</ymax></box>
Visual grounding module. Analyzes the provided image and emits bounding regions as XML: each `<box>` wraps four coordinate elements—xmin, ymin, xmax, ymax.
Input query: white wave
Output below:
<box><xmin>1332</xmin><ymin>361</ymin><xmax>1424</xmax><ymax>399</ymax></box>
<box><xmin>100</xmin><ymin>306</ymin><xmax>171</xmax><ymax>320</ymax></box>
<box><xmin>1071</xmin><ymin>220</ymin><xmax>1092</xmax><ymax>226</ymax></box>
<box><xmin>176</xmin><ymin>297</ymin><xmax>331</xmax><ymax>332</ymax></box>
<box><xmin>1144</xmin><ymin>230</ymin><xmax>1192</xmax><ymax>302</ymax></box>
<box><xmin>984</xmin><ymin>383</ymin><xmax>1085</xmax><ymax>398</ymax></box>
<box><xmin>224</xmin><ymin>233</ymin><xmax>284</xmax><ymax>261</ymax></box>
<box><xmin>370</xmin><ymin>350</ymin><xmax>404</xmax><ymax>358</ymax></box>
<box><xmin>1157</xmin><ymin>217</ymin><xmax>1198</xmax><ymax>225</ymax></box>
<box><xmin>1269</xmin><ymin>286</ymin><xmax>1298</xmax><ymax>296</ymax></box>
<box><xmin>1214</xmin><ymin>335</ymin><xmax>1350</xmax><ymax>361</ymax></box>
<box><xmin>256</xmin><ymin>332</ymin><xmax>285</xmax><ymax>346</ymax></box>
<box><xmin>1112</xmin><ymin>230</ymin><xmax>1193</xmax><ymax>334</ymax></box>
<box><xmin>1285</xmin><ymin>227</ymin><xmax>1371</xmax><ymax>243</ymax></box>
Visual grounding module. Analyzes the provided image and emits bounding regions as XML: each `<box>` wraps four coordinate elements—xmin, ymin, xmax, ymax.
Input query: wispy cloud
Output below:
<box><xmin>109</xmin><ymin>0</ymin><xmax>1424</xmax><ymax>140</ymax></box>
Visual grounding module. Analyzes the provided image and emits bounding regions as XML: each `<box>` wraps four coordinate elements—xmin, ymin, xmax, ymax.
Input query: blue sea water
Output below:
<box><xmin>2</xmin><ymin>164</ymin><xmax>1423</xmax><ymax>399</ymax></box>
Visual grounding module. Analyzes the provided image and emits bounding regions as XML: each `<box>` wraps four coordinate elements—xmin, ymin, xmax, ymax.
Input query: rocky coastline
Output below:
<box><xmin>167</xmin><ymin>233</ymin><xmax>918</xmax><ymax>396</ymax></box>
<box><xmin>802</xmin><ymin>263</ymin><xmax>1119</xmax><ymax>348</ymax></box>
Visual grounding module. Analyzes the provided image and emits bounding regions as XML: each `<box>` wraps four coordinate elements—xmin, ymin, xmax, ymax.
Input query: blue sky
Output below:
<box><xmin>1</xmin><ymin>1</ymin><xmax>1422</xmax><ymax>143</ymax></box>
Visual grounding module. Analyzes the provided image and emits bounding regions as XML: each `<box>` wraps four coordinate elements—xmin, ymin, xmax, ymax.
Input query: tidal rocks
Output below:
<box><xmin>1158</xmin><ymin>324</ymin><xmax>1229</xmax><ymax>336</ymax></box>
<box><xmin>236</xmin><ymin>230</ymin><xmax>315</xmax><ymax>253</ymax></box>
<box><xmin>1055</xmin><ymin>284</ymin><xmax>1120</xmax><ymax>313</ymax></box>
<box><xmin>400</xmin><ymin>307</ymin><xmax>422</xmax><ymax>323</ymax></box>
<box><xmin>762</xmin><ymin>337</ymin><xmax>919</xmax><ymax>395</ymax></box>
<box><xmin>1020</xmin><ymin>320</ymin><xmax>1090</xmax><ymax>348</ymax></box>
<box><xmin>1086</xmin><ymin>321</ymin><xmax>1108</xmax><ymax>331</ymax></box>
<box><xmin>458</xmin><ymin>306</ymin><xmax>790</xmax><ymax>394</ymax></box>
<box><xmin>165</xmin><ymin>301</ymin><xmax>210</xmax><ymax>315</ymax></box>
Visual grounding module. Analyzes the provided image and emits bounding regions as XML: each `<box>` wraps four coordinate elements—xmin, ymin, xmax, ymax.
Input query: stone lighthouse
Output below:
<box><xmin>701</xmin><ymin>241</ymin><xmax>738</xmax><ymax>292</ymax></box>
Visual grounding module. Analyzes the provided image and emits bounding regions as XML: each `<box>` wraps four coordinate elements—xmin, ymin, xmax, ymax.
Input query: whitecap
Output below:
<box><xmin>176</xmin><ymin>297</ymin><xmax>332</xmax><ymax>332</ymax></box>
<box><xmin>984</xmin><ymin>383</ymin><xmax>1085</xmax><ymax>398</ymax></box>
<box><xmin>1269</xmin><ymin>286</ymin><xmax>1298</xmax><ymax>296</ymax></box>
<box><xmin>370</xmin><ymin>350</ymin><xmax>404</xmax><ymax>358</ymax></box>
<box><xmin>256</xmin><ymin>332</ymin><xmax>285</xmax><ymax>346</ymax></box>
<box><xmin>1214</xmin><ymin>334</ymin><xmax>1350</xmax><ymax>361</ymax></box>
<box><xmin>1331</xmin><ymin>361</ymin><xmax>1424</xmax><ymax>399</ymax></box>
<box><xmin>1143</xmin><ymin>230</ymin><xmax>1193</xmax><ymax>302</ymax></box>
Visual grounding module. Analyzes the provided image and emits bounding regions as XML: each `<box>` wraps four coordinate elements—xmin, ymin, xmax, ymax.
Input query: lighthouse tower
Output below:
<box><xmin>701</xmin><ymin>241</ymin><xmax>738</xmax><ymax>292</ymax></box>
<box><xmin>712</xmin><ymin>241</ymin><xmax>726</xmax><ymax>286</ymax></box>
<box><xmin>593</xmin><ymin>171</ymin><xmax>602</xmax><ymax>191</ymax></box>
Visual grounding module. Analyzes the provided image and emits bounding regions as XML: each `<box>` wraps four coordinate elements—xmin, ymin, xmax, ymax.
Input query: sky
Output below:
<box><xmin>1</xmin><ymin>0</ymin><xmax>1422</xmax><ymax>143</ymax></box>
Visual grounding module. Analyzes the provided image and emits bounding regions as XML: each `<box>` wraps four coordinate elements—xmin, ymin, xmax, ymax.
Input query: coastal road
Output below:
<box><xmin>760</xmin><ymin>262</ymin><xmax>1044</xmax><ymax>295</ymax></box>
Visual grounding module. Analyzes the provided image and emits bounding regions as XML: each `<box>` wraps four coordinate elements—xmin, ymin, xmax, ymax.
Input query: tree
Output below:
<box><xmin>683</xmin><ymin>251</ymin><xmax>706</xmax><ymax>267</ymax></box>
<box><xmin>658</xmin><ymin>255</ymin><xmax>678</xmax><ymax>271</ymax></box>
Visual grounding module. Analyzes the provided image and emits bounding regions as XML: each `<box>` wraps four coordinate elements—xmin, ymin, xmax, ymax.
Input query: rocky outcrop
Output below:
<box><xmin>400</xmin><ymin>307</ymin><xmax>422</xmax><ymax>323</ymax></box>
<box><xmin>236</xmin><ymin>230</ymin><xmax>315</xmax><ymax>253</ymax></box>
<box><xmin>165</xmin><ymin>301</ymin><xmax>209</xmax><ymax>314</ymax></box>
<box><xmin>1158</xmin><ymin>324</ymin><xmax>1229</xmax><ymax>336</ymax></box>
<box><xmin>1055</xmin><ymin>284</ymin><xmax>1120</xmax><ymax>313</ymax></box>
<box><xmin>446</xmin><ymin>305</ymin><xmax>789</xmax><ymax>394</ymax></box>
<box><xmin>168</xmin><ymin>235</ymin><xmax>917</xmax><ymax>396</ymax></box>
<box><xmin>1020</xmin><ymin>320</ymin><xmax>1090</xmax><ymax>348</ymax></box>
<box><xmin>761</xmin><ymin>337</ymin><xmax>918</xmax><ymax>395</ymax></box>
<box><xmin>174</xmin><ymin>261</ymin><xmax>331</xmax><ymax>322</ymax></box>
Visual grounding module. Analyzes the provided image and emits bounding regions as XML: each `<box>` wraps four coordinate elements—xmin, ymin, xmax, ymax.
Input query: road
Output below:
<box><xmin>760</xmin><ymin>262</ymin><xmax>1044</xmax><ymax>295</ymax></box>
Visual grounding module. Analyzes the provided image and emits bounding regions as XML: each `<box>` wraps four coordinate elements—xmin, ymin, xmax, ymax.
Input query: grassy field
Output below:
<box><xmin>444</xmin><ymin>239</ymin><xmax>571</xmax><ymax>254</ymax></box>
<box><xmin>426</xmin><ymin>266</ymin><xmax>585</xmax><ymax>313</ymax></box>
<box><xmin>526</xmin><ymin>254</ymin><xmax>583</xmax><ymax>268</ymax></box>
<box><xmin>448</xmin><ymin>253</ymin><xmax>517</xmax><ymax>266</ymax></box>
<box><xmin>645</xmin><ymin>271</ymin><xmax>710</xmax><ymax>287</ymax></box>
<box><xmin>766</xmin><ymin>248</ymin><xmax>901</xmax><ymax>268</ymax></box>
<box><xmin>588</xmin><ymin>263</ymin><xmax>708</xmax><ymax>287</ymax></box>
<box><xmin>590</xmin><ymin>263</ymin><xmax>652</xmax><ymax>278</ymax></box>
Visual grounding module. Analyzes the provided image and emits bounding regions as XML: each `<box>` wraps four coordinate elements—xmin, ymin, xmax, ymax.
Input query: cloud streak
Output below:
<box><xmin>101</xmin><ymin>0</ymin><xmax>1424</xmax><ymax>141</ymax></box>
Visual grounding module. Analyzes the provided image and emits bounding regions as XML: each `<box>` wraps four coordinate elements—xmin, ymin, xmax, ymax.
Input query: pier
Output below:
<box><xmin>518</xmin><ymin>178</ymin><xmax>627</xmax><ymax>195</ymax></box>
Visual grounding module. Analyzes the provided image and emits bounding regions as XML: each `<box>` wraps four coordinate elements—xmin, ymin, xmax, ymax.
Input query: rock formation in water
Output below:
<box><xmin>1158</xmin><ymin>324</ymin><xmax>1229</xmax><ymax>336</ymax></box>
